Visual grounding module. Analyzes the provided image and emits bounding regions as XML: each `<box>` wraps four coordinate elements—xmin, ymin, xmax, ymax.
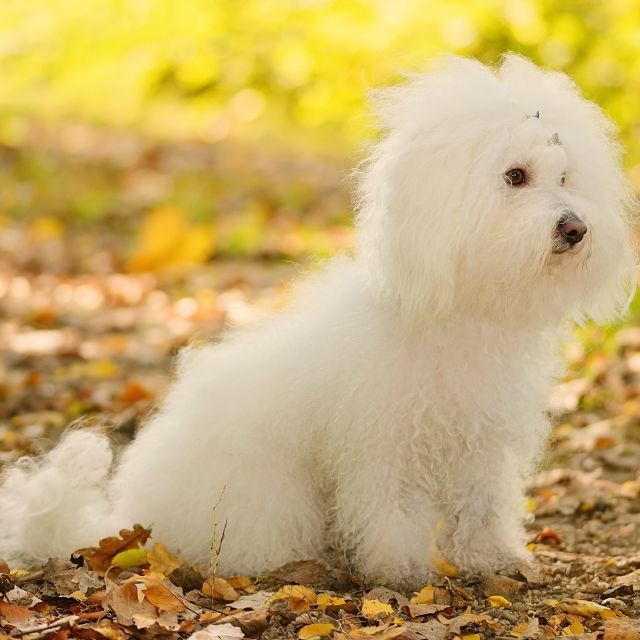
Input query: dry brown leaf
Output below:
<box><xmin>75</xmin><ymin>524</ymin><xmax>152</xmax><ymax>573</ymax></box>
<box><xmin>510</xmin><ymin>618</ymin><xmax>540</xmax><ymax>638</ymax></box>
<box><xmin>188</xmin><ymin>623</ymin><xmax>245</xmax><ymax>639</ymax></box>
<box><xmin>446</xmin><ymin>613</ymin><xmax>503</xmax><ymax>634</ymax></box>
<box><xmin>102</xmin><ymin>572</ymin><xmax>193</xmax><ymax>631</ymax></box>
<box><xmin>403</xmin><ymin>602</ymin><xmax>450</xmax><ymax>619</ymax></box>
<box><xmin>603</xmin><ymin>617</ymin><xmax>640</xmax><ymax>640</ymax></box>
<box><xmin>102</xmin><ymin>580</ymin><xmax>158</xmax><ymax>630</ymax></box>
<box><xmin>117</xmin><ymin>380</ymin><xmax>152</xmax><ymax>404</ymax></box>
<box><xmin>202</xmin><ymin>577</ymin><xmax>239</xmax><ymax>602</ymax></box>
<box><xmin>147</xmin><ymin>543</ymin><xmax>183</xmax><ymax>576</ymax></box>
<box><xmin>228</xmin><ymin>591</ymin><xmax>272</xmax><ymax>611</ymax></box>
<box><xmin>0</xmin><ymin>599</ymin><xmax>36</xmax><ymax>626</ymax></box>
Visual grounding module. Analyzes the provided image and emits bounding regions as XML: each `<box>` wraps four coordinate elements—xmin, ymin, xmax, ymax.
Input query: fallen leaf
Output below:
<box><xmin>202</xmin><ymin>577</ymin><xmax>239</xmax><ymax>602</ymax></box>
<box><xmin>111</xmin><ymin>548</ymin><xmax>148</xmax><ymax>569</ymax></box>
<box><xmin>147</xmin><ymin>543</ymin><xmax>183</xmax><ymax>576</ymax></box>
<box><xmin>76</xmin><ymin>525</ymin><xmax>152</xmax><ymax>573</ymax></box>
<box><xmin>603</xmin><ymin>617</ymin><xmax>640</xmax><ymax>640</ymax></box>
<box><xmin>188</xmin><ymin>623</ymin><xmax>245</xmax><ymax>639</ymax></box>
<box><xmin>536</xmin><ymin>527</ymin><xmax>562</xmax><ymax>545</ymax></box>
<box><xmin>117</xmin><ymin>380</ymin><xmax>152</xmax><ymax>404</ymax></box>
<box><xmin>431</xmin><ymin>555</ymin><xmax>459</xmax><ymax>577</ymax></box>
<box><xmin>511</xmin><ymin>618</ymin><xmax>540</xmax><ymax>638</ymax></box>
<box><xmin>317</xmin><ymin>593</ymin><xmax>347</xmax><ymax>610</ymax></box>
<box><xmin>270</xmin><ymin>585</ymin><xmax>316</xmax><ymax>612</ymax></box>
<box><xmin>228</xmin><ymin>591</ymin><xmax>272</xmax><ymax>611</ymax></box>
<box><xmin>487</xmin><ymin>595</ymin><xmax>511</xmax><ymax>608</ymax></box>
<box><xmin>0</xmin><ymin>599</ymin><xmax>36</xmax><ymax>625</ymax></box>
<box><xmin>102</xmin><ymin>580</ymin><xmax>157</xmax><ymax>629</ymax></box>
<box><xmin>299</xmin><ymin>623</ymin><xmax>334</xmax><ymax>639</ymax></box>
<box><xmin>361</xmin><ymin>598</ymin><xmax>393</xmax><ymax>620</ymax></box>
<box><xmin>225</xmin><ymin>576</ymin><xmax>252</xmax><ymax>590</ymax></box>
<box><xmin>403</xmin><ymin>603</ymin><xmax>450</xmax><ymax>618</ymax></box>
<box><xmin>410</xmin><ymin>586</ymin><xmax>435</xmax><ymax>605</ymax></box>
<box><xmin>447</xmin><ymin>613</ymin><xmax>503</xmax><ymax>634</ymax></box>
<box><xmin>555</xmin><ymin>599</ymin><xmax>617</xmax><ymax>619</ymax></box>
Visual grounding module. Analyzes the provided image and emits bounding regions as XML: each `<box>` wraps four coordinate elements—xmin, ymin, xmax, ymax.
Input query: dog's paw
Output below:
<box><xmin>440</xmin><ymin>538</ymin><xmax>531</xmax><ymax>577</ymax></box>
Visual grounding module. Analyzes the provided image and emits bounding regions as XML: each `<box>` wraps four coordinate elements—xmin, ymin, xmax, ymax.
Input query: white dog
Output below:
<box><xmin>0</xmin><ymin>55</ymin><xmax>636</xmax><ymax>587</ymax></box>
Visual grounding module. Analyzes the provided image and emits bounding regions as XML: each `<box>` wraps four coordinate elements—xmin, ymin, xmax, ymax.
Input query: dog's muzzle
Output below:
<box><xmin>553</xmin><ymin>212</ymin><xmax>588</xmax><ymax>253</ymax></box>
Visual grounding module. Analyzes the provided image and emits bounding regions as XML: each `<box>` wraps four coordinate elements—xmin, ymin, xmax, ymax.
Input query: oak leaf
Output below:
<box><xmin>75</xmin><ymin>524</ymin><xmax>151</xmax><ymax>573</ymax></box>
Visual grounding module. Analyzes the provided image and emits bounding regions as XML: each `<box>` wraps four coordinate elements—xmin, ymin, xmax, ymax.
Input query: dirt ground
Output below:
<box><xmin>0</xmin><ymin>139</ymin><xmax>639</xmax><ymax>639</ymax></box>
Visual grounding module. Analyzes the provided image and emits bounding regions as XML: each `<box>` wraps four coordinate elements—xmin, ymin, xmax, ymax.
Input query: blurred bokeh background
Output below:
<box><xmin>1</xmin><ymin>0</ymin><xmax>640</xmax><ymax>486</ymax></box>
<box><xmin>2</xmin><ymin>0</ymin><xmax>640</xmax><ymax>275</ymax></box>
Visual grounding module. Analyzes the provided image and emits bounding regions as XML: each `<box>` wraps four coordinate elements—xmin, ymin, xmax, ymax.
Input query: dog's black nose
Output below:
<box><xmin>557</xmin><ymin>216</ymin><xmax>587</xmax><ymax>245</ymax></box>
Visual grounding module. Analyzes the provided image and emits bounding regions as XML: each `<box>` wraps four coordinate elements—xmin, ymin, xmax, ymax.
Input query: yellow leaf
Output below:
<box><xmin>88</xmin><ymin>359</ymin><xmax>121</xmax><ymax>379</ymax></box>
<box><xmin>361</xmin><ymin>598</ymin><xmax>393</xmax><ymax>620</ymax></box>
<box><xmin>555</xmin><ymin>599</ymin><xmax>617</xmax><ymax>619</ymax></box>
<box><xmin>226</xmin><ymin>576</ymin><xmax>253</xmax><ymax>590</ymax></box>
<box><xmin>488</xmin><ymin>595</ymin><xmax>511</xmax><ymax>608</ymax></box>
<box><xmin>111</xmin><ymin>547</ymin><xmax>148</xmax><ymax>568</ymax></box>
<box><xmin>202</xmin><ymin>576</ymin><xmax>239</xmax><ymax>602</ymax></box>
<box><xmin>9</xmin><ymin>569</ymin><xmax>29</xmax><ymax>578</ymax></box>
<box><xmin>563</xmin><ymin>619</ymin><xmax>585</xmax><ymax>635</ymax></box>
<box><xmin>317</xmin><ymin>593</ymin><xmax>347</xmax><ymax>609</ymax></box>
<box><xmin>147</xmin><ymin>543</ymin><xmax>183</xmax><ymax>576</ymax></box>
<box><xmin>411</xmin><ymin>585</ymin><xmax>435</xmax><ymax>604</ymax></box>
<box><xmin>525</xmin><ymin>498</ymin><xmax>537</xmax><ymax>513</ymax></box>
<box><xmin>432</xmin><ymin>554</ymin><xmax>459</xmax><ymax>577</ymax></box>
<box><xmin>70</xmin><ymin>590</ymin><xmax>87</xmax><ymax>601</ymax></box>
<box><xmin>127</xmin><ymin>206</ymin><xmax>214</xmax><ymax>273</ymax></box>
<box><xmin>29</xmin><ymin>217</ymin><xmax>64</xmax><ymax>240</ymax></box>
<box><xmin>299</xmin><ymin>623</ymin><xmax>334</xmax><ymax>639</ymax></box>
<box><xmin>462</xmin><ymin>635</ymin><xmax>482</xmax><ymax>640</ymax></box>
<box><xmin>511</xmin><ymin>618</ymin><xmax>539</xmax><ymax>638</ymax></box>
<box><xmin>270</xmin><ymin>585</ymin><xmax>317</xmax><ymax>612</ymax></box>
<box><xmin>511</xmin><ymin>621</ymin><xmax>528</xmax><ymax>637</ymax></box>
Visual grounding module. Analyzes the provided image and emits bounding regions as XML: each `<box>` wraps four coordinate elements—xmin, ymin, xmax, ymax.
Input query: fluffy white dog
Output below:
<box><xmin>0</xmin><ymin>55</ymin><xmax>636</xmax><ymax>587</ymax></box>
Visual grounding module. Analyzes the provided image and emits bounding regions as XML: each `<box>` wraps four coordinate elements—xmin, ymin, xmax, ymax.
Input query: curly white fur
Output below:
<box><xmin>0</xmin><ymin>55</ymin><xmax>636</xmax><ymax>587</ymax></box>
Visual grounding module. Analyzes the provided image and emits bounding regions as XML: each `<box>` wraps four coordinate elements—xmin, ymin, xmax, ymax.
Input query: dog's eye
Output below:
<box><xmin>560</xmin><ymin>174</ymin><xmax>566</xmax><ymax>186</ymax></box>
<box><xmin>505</xmin><ymin>168</ymin><xmax>526</xmax><ymax>187</ymax></box>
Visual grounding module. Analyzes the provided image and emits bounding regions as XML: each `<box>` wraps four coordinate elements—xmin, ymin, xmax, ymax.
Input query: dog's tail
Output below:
<box><xmin>0</xmin><ymin>430</ymin><xmax>119</xmax><ymax>566</ymax></box>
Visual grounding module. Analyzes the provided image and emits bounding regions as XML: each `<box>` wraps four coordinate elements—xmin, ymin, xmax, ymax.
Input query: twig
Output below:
<box><xmin>209</xmin><ymin>484</ymin><xmax>228</xmax><ymax>580</ymax></box>
<box><xmin>12</xmin><ymin>570</ymin><xmax>44</xmax><ymax>585</ymax></box>
<box><xmin>10</xmin><ymin>615</ymin><xmax>78</xmax><ymax>637</ymax></box>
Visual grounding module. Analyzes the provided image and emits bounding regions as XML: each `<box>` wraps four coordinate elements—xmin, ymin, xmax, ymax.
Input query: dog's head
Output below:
<box><xmin>357</xmin><ymin>54</ymin><xmax>637</xmax><ymax>327</ymax></box>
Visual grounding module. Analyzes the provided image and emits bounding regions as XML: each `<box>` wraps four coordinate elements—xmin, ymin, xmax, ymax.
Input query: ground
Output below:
<box><xmin>0</xmin><ymin>135</ymin><xmax>639</xmax><ymax>639</ymax></box>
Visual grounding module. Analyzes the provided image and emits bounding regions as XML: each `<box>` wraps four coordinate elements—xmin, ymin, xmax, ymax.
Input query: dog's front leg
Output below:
<box><xmin>436</xmin><ymin>449</ymin><xmax>530</xmax><ymax>575</ymax></box>
<box><xmin>331</xmin><ymin>471</ymin><xmax>437</xmax><ymax>588</ymax></box>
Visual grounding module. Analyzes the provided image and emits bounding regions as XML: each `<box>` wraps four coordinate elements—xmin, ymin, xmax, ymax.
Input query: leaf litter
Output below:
<box><xmin>0</xmin><ymin>137</ymin><xmax>639</xmax><ymax>638</ymax></box>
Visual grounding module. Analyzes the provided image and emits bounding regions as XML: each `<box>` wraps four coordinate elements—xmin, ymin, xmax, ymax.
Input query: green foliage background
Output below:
<box><xmin>1</xmin><ymin>0</ymin><xmax>639</xmax><ymax>173</ymax></box>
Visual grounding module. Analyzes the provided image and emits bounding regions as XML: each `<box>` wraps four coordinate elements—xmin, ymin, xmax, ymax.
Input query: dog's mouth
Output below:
<box><xmin>551</xmin><ymin>239</ymin><xmax>580</xmax><ymax>255</ymax></box>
